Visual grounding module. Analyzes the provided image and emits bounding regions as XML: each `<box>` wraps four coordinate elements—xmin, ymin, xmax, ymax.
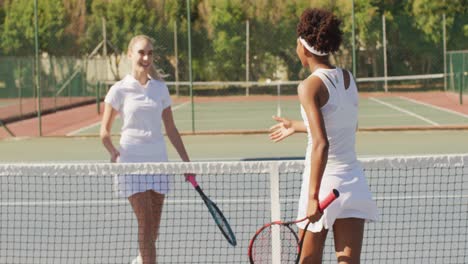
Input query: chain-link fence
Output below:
<box><xmin>0</xmin><ymin>0</ymin><xmax>466</xmax><ymax>135</ymax></box>
<box><xmin>447</xmin><ymin>50</ymin><xmax>468</xmax><ymax>102</ymax></box>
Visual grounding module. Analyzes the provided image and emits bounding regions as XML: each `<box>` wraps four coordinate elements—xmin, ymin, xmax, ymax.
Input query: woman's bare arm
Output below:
<box><xmin>100</xmin><ymin>103</ymin><xmax>120</xmax><ymax>162</ymax></box>
<box><xmin>162</xmin><ymin>107</ymin><xmax>190</xmax><ymax>162</ymax></box>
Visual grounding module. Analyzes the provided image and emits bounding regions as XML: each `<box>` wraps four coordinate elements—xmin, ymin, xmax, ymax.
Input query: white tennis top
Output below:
<box><xmin>104</xmin><ymin>74</ymin><xmax>172</xmax><ymax>158</ymax></box>
<box><xmin>297</xmin><ymin>68</ymin><xmax>378</xmax><ymax>232</ymax></box>
<box><xmin>301</xmin><ymin>68</ymin><xmax>360</xmax><ymax>172</ymax></box>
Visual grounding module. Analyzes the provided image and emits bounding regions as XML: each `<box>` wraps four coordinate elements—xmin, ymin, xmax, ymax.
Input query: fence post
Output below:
<box><xmin>34</xmin><ymin>0</ymin><xmax>42</xmax><ymax>136</ymax></box>
<box><xmin>187</xmin><ymin>0</ymin><xmax>195</xmax><ymax>133</ymax></box>
<box><xmin>97</xmin><ymin>81</ymin><xmax>101</xmax><ymax>114</ymax></box>
<box><xmin>246</xmin><ymin>19</ymin><xmax>250</xmax><ymax>96</ymax></box>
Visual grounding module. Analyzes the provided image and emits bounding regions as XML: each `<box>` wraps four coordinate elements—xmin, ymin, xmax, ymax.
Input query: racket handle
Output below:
<box><xmin>319</xmin><ymin>189</ymin><xmax>340</xmax><ymax>212</ymax></box>
<box><xmin>185</xmin><ymin>174</ymin><xmax>198</xmax><ymax>188</ymax></box>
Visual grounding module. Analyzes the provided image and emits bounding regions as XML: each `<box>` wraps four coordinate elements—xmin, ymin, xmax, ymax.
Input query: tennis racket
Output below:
<box><xmin>186</xmin><ymin>174</ymin><xmax>237</xmax><ymax>246</ymax></box>
<box><xmin>248</xmin><ymin>189</ymin><xmax>340</xmax><ymax>264</ymax></box>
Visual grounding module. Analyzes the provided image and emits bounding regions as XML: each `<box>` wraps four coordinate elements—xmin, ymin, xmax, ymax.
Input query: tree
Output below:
<box><xmin>1</xmin><ymin>0</ymin><xmax>67</xmax><ymax>55</ymax></box>
<box><xmin>441</xmin><ymin>0</ymin><xmax>468</xmax><ymax>51</ymax></box>
<box><xmin>344</xmin><ymin>0</ymin><xmax>383</xmax><ymax>77</ymax></box>
<box><xmin>207</xmin><ymin>1</ymin><xmax>246</xmax><ymax>80</ymax></box>
<box><xmin>85</xmin><ymin>0</ymin><xmax>159</xmax><ymax>80</ymax></box>
<box><xmin>62</xmin><ymin>0</ymin><xmax>87</xmax><ymax>55</ymax></box>
<box><xmin>0</xmin><ymin>2</ymin><xmax>5</xmax><ymax>55</ymax></box>
<box><xmin>381</xmin><ymin>1</ymin><xmax>443</xmax><ymax>75</ymax></box>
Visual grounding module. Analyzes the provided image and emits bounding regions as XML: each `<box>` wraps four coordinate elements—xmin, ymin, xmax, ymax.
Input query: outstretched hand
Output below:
<box><xmin>269</xmin><ymin>116</ymin><xmax>295</xmax><ymax>142</ymax></box>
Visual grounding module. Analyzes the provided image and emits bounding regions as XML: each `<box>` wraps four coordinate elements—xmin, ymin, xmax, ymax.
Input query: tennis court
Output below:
<box><xmin>58</xmin><ymin>90</ymin><xmax>468</xmax><ymax>137</ymax></box>
<box><xmin>1</xmin><ymin>1</ymin><xmax>467</xmax><ymax>262</ymax></box>
<box><xmin>1</xmin><ymin>90</ymin><xmax>467</xmax><ymax>264</ymax></box>
<box><xmin>1</xmin><ymin>89</ymin><xmax>468</xmax><ymax>161</ymax></box>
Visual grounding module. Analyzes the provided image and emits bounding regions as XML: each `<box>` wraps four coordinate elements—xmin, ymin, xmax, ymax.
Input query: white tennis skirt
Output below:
<box><xmin>115</xmin><ymin>145</ymin><xmax>170</xmax><ymax>198</ymax></box>
<box><xmin>297</xmin><ymin>164</ymin><xmax>379</xmax><ymax>232</ymax></box>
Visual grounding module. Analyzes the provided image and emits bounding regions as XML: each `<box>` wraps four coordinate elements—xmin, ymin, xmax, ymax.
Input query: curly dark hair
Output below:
<box><xmin>296</xmin><ymin>8</ymin><xmax>343</xmax><ymax>55</ymax></box>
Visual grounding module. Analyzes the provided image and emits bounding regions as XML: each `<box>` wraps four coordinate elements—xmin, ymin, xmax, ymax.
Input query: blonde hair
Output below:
<box><xmin>127</xmin><ymin>35</ymin><xmax>163</xmax><ymax>80</ymax></box>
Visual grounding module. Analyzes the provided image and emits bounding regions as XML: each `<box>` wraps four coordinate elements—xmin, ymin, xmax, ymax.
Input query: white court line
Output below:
<box><xmin>0</xmin><ymin>198</ymin><xmax>270</xmax><ymax>206</ymax></box>
<box><xmin>2</xmin><ymin>194</ymin><xmax>467</xmax><ymax>206</ymax></box>
<box><xmin>67</xmin><ymin>101</ymin><xmax>191</xmax><ymax>136</ymax></box>
<box><xmin>399</xmin><ymin>96</ymin><xmax>468</xmax><ymax>119</ymax></box>
<box><xmin>360</xmin><ymin>113</ymin><xmax>409</xmax><ymax>118</ymax></box>
<box><xmin>171</xmin><ymin>101</ymin><xmax>191</xmax><ymax>111</ymax></box>
<box><xmin>369</xmin><ymin>97</ymin><xmax>440</xmax><ymax>126</ymax></box>
<box><xmin>67</xmin><ymin>122</ymin><xmax>103</xmax><ymax>136</ymax></box>
<box><xmin>174</xmin><ymin>118</ymin><xmax>266</xmax><ymax>123</ymax></box>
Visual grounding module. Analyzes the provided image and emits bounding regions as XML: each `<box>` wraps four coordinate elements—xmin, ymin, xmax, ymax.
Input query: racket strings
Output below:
<box><xmin>206</xmin><ymin>201</ymin><xmax>236</xmax><ymax>245</ymax></box>
<box><xmin>251</xmin><ymin>229</ymin><xmax>272</xmax><ymax>262</ymax></box>
<box><xmin>250</xmin><ymin>225</ymin><xmax>300</xmax><ymax>263</ymax></box>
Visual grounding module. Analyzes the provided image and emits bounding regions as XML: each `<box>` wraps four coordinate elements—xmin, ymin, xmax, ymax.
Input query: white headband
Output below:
<box><xmin>299</xmin><ymin>37</ymin><xmax>328</xmax><ymax>56</ymax></box>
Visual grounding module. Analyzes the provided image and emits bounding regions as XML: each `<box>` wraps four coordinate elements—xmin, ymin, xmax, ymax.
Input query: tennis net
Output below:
<box><xmin>0</xmin><ymin>154</ymin><xmax>466</xmax><ymax>263</ymax></box>
<box><xmin>356</xmin><ymin>73</ymin><xmax>445</xmax><ymax>92</ymax></box>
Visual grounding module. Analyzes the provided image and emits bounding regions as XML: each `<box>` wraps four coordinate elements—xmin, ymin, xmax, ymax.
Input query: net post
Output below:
<box><xmin>269</xmin><ymin>162</ymin><xmax>282</xmax><ymax>264</ymax></box>
<box><xmin>276</xmin><ymin>83</ymin><xmax>281</xmax><ymax>117</ymax></box>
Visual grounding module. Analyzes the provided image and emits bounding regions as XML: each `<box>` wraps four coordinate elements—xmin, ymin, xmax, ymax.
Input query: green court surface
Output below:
<box><xmin>1</xmin><ymin>130</ymin><xmax>467</xmax><ymax>162</ymax></box>
<box><xmin>69</xmin><ymin>100</ymin><xmax>302</xmax><ymax>135</ymax></box>
<box><xmin>2</xmin><ymin>93</ymin><xmax>467</xmax><ymax>162</ymax></box>
<box><xmin>0</xmin><ymin>101</ymin><xmax>17</xmax><ymax>107</ymax></box>
<box><xmin>361</xmin><ymin>97</ymin><xmax>468</xmax><ymax>126</ymax></box>
<box><xmin>67</xmin><ymin>95</ymin><xmax>468</xmax><ymax>136</ymax></box>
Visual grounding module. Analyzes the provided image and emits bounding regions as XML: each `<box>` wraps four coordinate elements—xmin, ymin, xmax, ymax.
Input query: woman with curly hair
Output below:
<box><xmin>269</xmin><ymin>8</ymin><xmax>378</xmax><ymax>264</ymax></box>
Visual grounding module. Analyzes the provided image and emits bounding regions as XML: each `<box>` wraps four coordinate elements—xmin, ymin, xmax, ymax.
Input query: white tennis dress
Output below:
<box><xmin>297</xmin><ymin>68</ymin><xmax>378</xmax><ymax>232</ymax></box>
<box><xmin>105</xmin><ymin>74</ymin><xmax>172</xmax><ymax>198</ymax></box>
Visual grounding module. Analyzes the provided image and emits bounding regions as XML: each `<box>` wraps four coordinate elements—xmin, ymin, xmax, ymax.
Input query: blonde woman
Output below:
<box><xmin>100</xmin><ymin>35</ymin><xmax>192</xmax><ymax>264</ymax></box>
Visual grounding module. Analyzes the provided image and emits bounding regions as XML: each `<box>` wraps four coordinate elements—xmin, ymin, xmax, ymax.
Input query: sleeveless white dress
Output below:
<box><xmin>297</xmin><ymin>68</ymin><xmax>378</xmax><ymax>232</ymax></box>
